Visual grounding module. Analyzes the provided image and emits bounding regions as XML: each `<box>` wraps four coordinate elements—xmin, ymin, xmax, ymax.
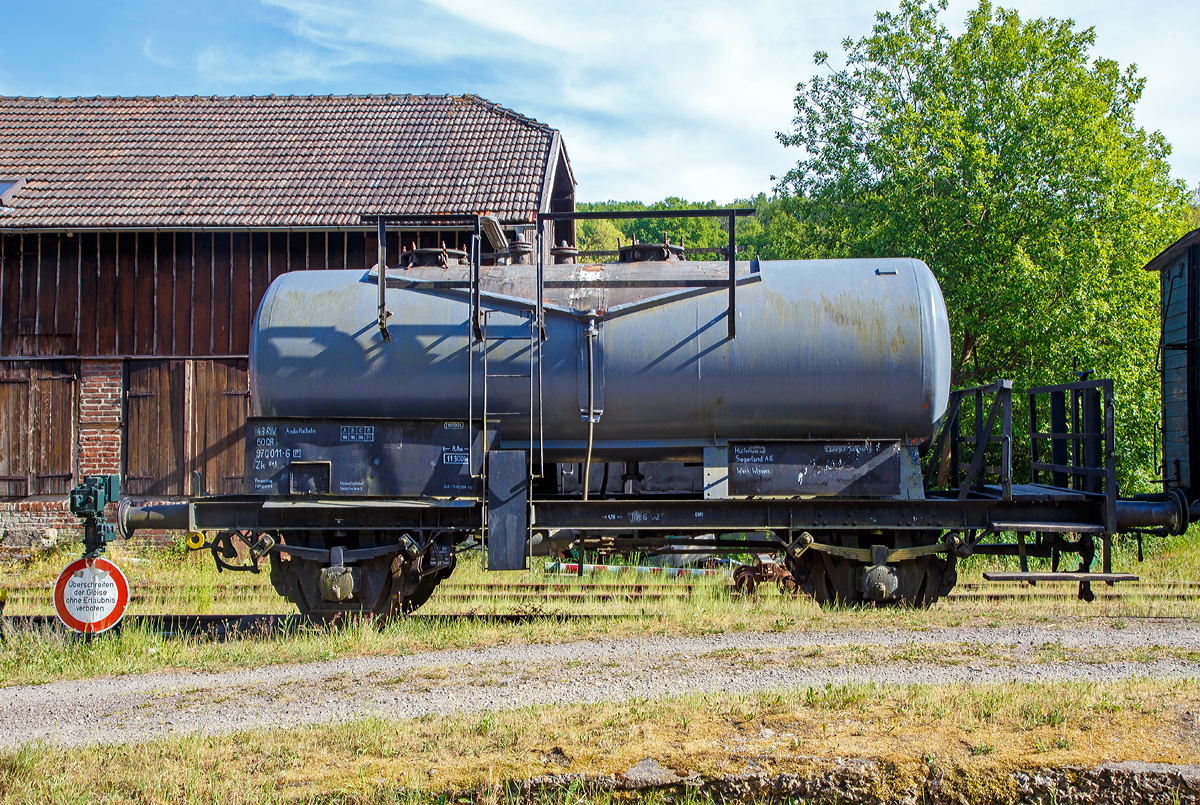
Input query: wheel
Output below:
<box><xmin>387</xmin><ymin>553</ymin><xmax>456</xmax><ymax>615</ymax></box>
<box><xmin>790</xmin><ymin>550</ymin><xmax>843</xmax><ymax>605</ymax></box>
<box><xmin>786</xmin><ymin>532</ymin><xmax>957</xmax><ymax>608</ymax></box>
<box><xmin>893</xmin><ymin>554</ymin><xmax>957</xmax><ymax>607</ymax></box>
<box><xmin>270</xmin><ymin>531</ymin><xmax>407</xmax><ymax>624</ymax></box>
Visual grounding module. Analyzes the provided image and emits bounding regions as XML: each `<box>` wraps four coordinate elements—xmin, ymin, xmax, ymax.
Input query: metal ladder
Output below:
<box><xmin>481</xmin><ymin>308</ymin><xmax>542</xmax><ymax>476</ymax></box>
<box><xmin>467</xmin><ymin>237</ymin><xmax>545</xmax><ymax>570</ymax></box>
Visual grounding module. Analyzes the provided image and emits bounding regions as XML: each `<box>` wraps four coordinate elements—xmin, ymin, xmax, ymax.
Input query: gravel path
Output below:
<box><xmin>4</xmin><ymin>621</ymin><xmax>1199</xmax><ymax>748</ymax></box>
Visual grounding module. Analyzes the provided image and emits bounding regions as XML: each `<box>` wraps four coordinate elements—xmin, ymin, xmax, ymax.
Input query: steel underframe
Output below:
<box><xmin>179</xmin><ymin>491</ymin><xmax>1106</xmax><ymax>538</ymax></box>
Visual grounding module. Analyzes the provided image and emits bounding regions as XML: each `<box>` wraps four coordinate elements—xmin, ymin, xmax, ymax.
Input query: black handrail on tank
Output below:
<box><xmin>360</xmin><ymin>213</ymin><xmax>487</xmax><ymax>479</ymax></box>
<box><xmin>536</xmin><ymin>208</ymin><xmax>756</xmax><ymax>339</ymax></box>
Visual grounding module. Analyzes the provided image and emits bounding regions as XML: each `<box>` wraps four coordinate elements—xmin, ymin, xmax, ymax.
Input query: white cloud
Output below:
<box><xmin>140</xmin><ymin>36</ymin><xmax>176</xmax><ymax>68</ymax></box>
<box><xmin>246</xmin><ymin>0</ymin><xmax>866</xmax><ymax>200</ymax></box>
<box><xmin>197</xmin><ymin>42</ymin><xmax>360</xmax><ymax>86</ymax></box>
<box><xmin>230</xmin><ymin>0</ymin><xmax>1200</xmax><ymax>200</ymax></box>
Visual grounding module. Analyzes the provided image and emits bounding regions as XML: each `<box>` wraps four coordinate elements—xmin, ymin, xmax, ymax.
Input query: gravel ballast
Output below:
<box><xmin>2</xmin><ymin>620</ymin><xmax>1198</xmax><ymax>749</ymax></box>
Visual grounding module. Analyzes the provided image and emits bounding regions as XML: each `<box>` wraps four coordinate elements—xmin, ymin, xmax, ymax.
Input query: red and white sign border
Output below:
<box><xmin>53</xmin><ymin>557</ymin><xmax>130</xmax><ymax>634</ymax></box>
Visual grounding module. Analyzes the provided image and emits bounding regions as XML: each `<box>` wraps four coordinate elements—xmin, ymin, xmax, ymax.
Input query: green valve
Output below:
<box><xmin>69</xmin><ymin>475</ymin><xmax>122</xmax><ymax>558</ymax></box>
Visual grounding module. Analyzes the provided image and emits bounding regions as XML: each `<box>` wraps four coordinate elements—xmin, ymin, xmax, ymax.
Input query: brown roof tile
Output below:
<box><xmin>0</xmin><ymin>94</ymin><xmax>559</xmax><ymax>229</ymax></box>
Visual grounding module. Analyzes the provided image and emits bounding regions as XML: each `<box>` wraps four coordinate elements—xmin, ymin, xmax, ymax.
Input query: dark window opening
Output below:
<box><xmin>0</xmin><ymin>177</ymin><xmax>26</xmax><ymax>207</ymax></box>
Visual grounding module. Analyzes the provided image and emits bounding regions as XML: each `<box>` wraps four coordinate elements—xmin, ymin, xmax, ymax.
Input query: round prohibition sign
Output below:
<box><xmin>53</xmin><ymin>557</ymin><xmax>130</xmax><ymax>634</ymax></box>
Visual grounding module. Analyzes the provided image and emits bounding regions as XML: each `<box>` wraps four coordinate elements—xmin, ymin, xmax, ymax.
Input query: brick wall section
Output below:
<box><xmin>0</xmin><ymin>360</ymin><xmax>177</xmax><ymax>549</ymax></box>
<box><xmin>79</xmin><ymin>360</ymin><xmax>123</xmax><ymax>475</ymax></box>
<box><xmin>0</xmin><ymin>499</ymin><xmax>81</xmax><ymax>541</ymax></box>
<box><xmin>1</xmin><ymin>360</ymin><xmax>123</xmax><ymax>540</ymax></box>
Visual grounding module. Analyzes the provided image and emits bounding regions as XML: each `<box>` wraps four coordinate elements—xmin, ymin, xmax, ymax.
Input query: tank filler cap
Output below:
<box><xmin>617</xmin><ymin>237</ymin><xmax>685</xmax><ymax>263</ymax></box>
<box><xmin>400</xmin><ymin>244</ymin><xmax>469</xmax><ymax>268</ymax></box>
<box><xmin>507</xmin><ymin>235</ymin><xmax>534</xmax><ymax>265</ymax></box>
<box><xmin>551</xmin><ymin>240</ymin><xmax>578</xmax><ymax>264</ymax></box>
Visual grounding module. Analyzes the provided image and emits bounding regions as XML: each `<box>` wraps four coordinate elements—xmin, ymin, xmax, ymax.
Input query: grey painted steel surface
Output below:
<box><xmin>248</xmin><ymin>259</ymin><xmax>951</xmax><ymax>461</ymax></box>
<box><xmin>487</xmin><ymin>450</ymin><xmax>529</xmax><ymax>570</ymax></box>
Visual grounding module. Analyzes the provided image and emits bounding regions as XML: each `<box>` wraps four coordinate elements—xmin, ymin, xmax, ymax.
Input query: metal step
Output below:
<box><xmin>988</xmin><ymin>521</ymin><xmax>1105</xmax><ymax>533</ymax></box>
<box><xmin>982</xmin><ymin>572</ymin><xmax>1138</xmax><ymax>583</ymax></box>
<box><xmin>485</xmin><ymin>372</ymin><xmax>532</xmax><ymax>378</ymax></box>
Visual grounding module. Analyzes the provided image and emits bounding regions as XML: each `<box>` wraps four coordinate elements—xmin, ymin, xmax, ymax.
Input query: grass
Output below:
<box><xmin>0</xmin><ymin>678</ymin><xmax>1195</xmax><ymax>804</ymax></box>
<box><xmin>956</xmin><ymin>528</ymin><xmax>1200</xmax><ymax>586</ymax></box>
<box><xmin>0</xmin><ymin>531</ymin><xmax>1197</xmax><ymax>688</ymax></box>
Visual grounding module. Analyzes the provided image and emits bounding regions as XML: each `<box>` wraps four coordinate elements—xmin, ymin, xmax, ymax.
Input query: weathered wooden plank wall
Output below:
<box><xmin>192</xmin><ymin>358</ymin><xmax>249</xmax><ymax>495</ymax></box>
<box><xmin>0</xmin><ymin>228</ymin><xmax>472</xmax><ymax>496</ymax></box>
<box><xmin>33</xmin><ymin>363</ymin><xmax>76</xmax><ymax>495</ymax></box>
<box><xmin>124</xmin><ymin>360</ymin><xmax>187</xmax><ymax>496</ymax></box>
<box><xmin>0</xmin><ymin>229</ymin><xmax>412</xmax><ymax>359</ymax></box>
<box><xmin>0</xmin><ymin>369</ymin><xmax>30</xmax><ymax>498</ymax></box>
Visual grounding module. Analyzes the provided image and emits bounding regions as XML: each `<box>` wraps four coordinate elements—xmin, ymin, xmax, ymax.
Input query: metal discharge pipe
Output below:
<box><xmin>582</xmin><ymin>313</ymin><xmax>597</xmax><ymax>501</ymax></box>
<box><xmin>376</xmin><ymin>218</ymin><xmax>391</xmax><ymax>341</ymax></box>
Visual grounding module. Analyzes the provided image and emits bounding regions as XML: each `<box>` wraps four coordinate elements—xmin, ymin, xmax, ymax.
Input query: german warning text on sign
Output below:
<box><xmin>53</xmin><ymin>557</ymin><xmax>129</xmax><ymax>634</ymax></box>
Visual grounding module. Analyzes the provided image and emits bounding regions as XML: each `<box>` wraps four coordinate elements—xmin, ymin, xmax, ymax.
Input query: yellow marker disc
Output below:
<box><xmin>186</xmin><ymin>531</ymin><xmax>206</xmax><ymax>550</ymax></box>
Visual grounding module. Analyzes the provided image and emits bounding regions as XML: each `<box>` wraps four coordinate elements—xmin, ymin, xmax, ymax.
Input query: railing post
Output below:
<box><xmin>1103</xmin><ymin>380</ymin><xmax>1117</xmax><ymax>575</ymax></box>
<box><xmin>999</xmin><ymin>380</ymin><xmax>1012</xmax><ymax>500</ymax></box>
<box><xmin>727</xmin><ymin>213</ymin><xmax>736</xmax><ymax>339</ymax></box>
<box><xmin>376</xmin><ymin>218</ymin><xmax>391</xmax><ymax>341</ymax></box>
<box><xmin>1028</xmin><ymin>391</ymin><xmax>1039</xmax><ymax>485</ymax></box>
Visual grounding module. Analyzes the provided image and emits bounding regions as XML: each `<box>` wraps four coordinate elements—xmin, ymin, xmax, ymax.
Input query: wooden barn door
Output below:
<box><xmin>29</xmin><ymin>362</ymin><xmax>77</xmax><ymax>495</ymax></box>
<box><xmin>0</xmin><ymin>369</ymin><xmax>31</xmax><ymax>498</ymax></box>
<box><xmin>192</xmin><ymin>359</ymin><xmax>249</xmax><ymax>495</ymax></box>
<box><xmin>124</xmin><ymin>360</ymin><xmax>187</xmax><ymax>496</ymax></box>
<box><xmin>0</xmin><ymin>361</ymin><xmax>77</xmax><ymax>498</ymax></box>
<box><xmin>123</xmin><ymin>359</ymin><xmax>248</xmax><ymax>497</ymax></box>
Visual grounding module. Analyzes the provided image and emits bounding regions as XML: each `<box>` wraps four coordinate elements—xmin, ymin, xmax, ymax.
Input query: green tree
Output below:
<box><xmin>776</xmin><ymin>0</ymin><xmax>1191</xmax><ymax>490</ymax></box>
<box><xmin>735</xmin><ymin>193</ymin><xmax>824</xmax><ymax>261</ymax></box>
<box><xmin>575</xmin><ymin>216</ymin><xmax>625</xmax><ymax>256</ymax></box>
<box><xmin>577</xmin><ymin>198</ymin><xmax>768</xmax><ymax>260</ymax></box>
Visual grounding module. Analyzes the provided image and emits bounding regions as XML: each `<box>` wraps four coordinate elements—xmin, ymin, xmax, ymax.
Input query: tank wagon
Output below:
<box><xmin>95</xmin><ymin>209</ymin><xmax>1194</xmax><ymax>618</ymax></box>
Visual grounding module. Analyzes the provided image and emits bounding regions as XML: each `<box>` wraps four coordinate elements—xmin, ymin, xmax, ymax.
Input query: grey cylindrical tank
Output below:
<box><xmin>249</xmin><ymin>259</ymin><xmax>951</xmax><ymax>460</ymax></box>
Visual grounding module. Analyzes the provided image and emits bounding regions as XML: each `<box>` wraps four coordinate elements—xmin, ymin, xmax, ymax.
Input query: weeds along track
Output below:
<box><xmin>3</xmin><ymin>579</ymin><xmax>1199</xmax><ymax>630</ymax></box>
<box><xmin>0</xmin><ymin>580</ymin><xmax>699</xmax><ymax>609</ymax></box>
<box><xmin>0</xmin><ymin>610</ymin><xmax>616</xmax><ymax>639</ymax></box>
<box><xmin>3</xmin><ymin>579</ymin><xmax>1200</xmax><ymax>608</ymax></box>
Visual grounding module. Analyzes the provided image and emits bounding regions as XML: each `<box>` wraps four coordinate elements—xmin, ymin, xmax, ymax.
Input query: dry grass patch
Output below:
<box><xmin>1</xmin><ymin>679</ymin><xmax>1197</xmax><ymax>805</ymax></box>
<box><xmin>1</xmin><ymin>533</ymin><xmax>1198</xmax><ymax>687</ymax></box>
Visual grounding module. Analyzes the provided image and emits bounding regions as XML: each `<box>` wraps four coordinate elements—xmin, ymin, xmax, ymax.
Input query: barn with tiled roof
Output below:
<box><xmin>0</xmin><ymin>94</ymin><xmax>575</xmax><ymax>515</ymax></box>
<box><xmin>0</xmin><ymin>94</ymin><xmax>572</xmax><ymax>229</ymax></box>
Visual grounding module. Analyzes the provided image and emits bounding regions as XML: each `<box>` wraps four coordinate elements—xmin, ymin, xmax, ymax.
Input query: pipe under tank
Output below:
<box><xmin>248</xmin><ymin>258</ymin><xmax>952</xmax><ymax>461</ymax></box>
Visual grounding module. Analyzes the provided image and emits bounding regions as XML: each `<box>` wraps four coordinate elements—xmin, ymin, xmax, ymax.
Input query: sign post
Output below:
<box><xmin>53</xmin><ymin>557</ymin><xmax>129</xmax><ymax>635</ymax></box>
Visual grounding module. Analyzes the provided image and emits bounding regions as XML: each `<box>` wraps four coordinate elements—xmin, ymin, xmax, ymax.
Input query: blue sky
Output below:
<box><xmin>3</xmin><ymin>0</ymin><xmax>1196</xmax><ymax>203</ymax></box>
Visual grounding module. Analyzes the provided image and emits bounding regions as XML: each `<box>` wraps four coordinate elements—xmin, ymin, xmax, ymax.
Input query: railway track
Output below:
<box><xmin>2</xmin><ymin>579</ymin><xmax>1197</xmax><ymax>631</ymax></box>
<box><xmin>0</xmin><ymin>581</ymin><xmax>699</xmax><ymax>609</ymax></box>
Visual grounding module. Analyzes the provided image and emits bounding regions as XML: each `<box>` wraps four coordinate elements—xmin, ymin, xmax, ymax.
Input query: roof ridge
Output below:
<box><xmin>0</xmin><ymin>93</ymin><xmax>556</xmax><ymax>134</ymax></box>
<box><xmin>452</xmin><ymin>93</ymin><xmax>552</xmax><ymax>133</ymax></box>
